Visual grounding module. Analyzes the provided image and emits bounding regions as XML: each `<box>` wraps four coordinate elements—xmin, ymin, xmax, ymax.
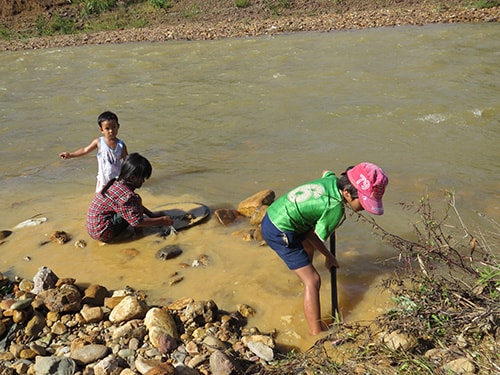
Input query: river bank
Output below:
<box><xmin>0</xmin><ymin>0</ymin><xmax>499</xmax><ymax>51</ymax></box>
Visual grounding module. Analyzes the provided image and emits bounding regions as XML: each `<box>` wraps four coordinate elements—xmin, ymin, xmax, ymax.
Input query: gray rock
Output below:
<box><xmin>246</xmin><ymin>341</ymin><xmax>274</xmax><ymax>362</ymax></box>
<box><xmin>32</xmin><ymin>266</ymin><xmax>59</xmax><ymax>294</ymax></box>
<box><xmin>70</xmin><ymin>344</ymin><xmax>109</xmax><ymax>365</ymax></box>
<box><xmin>443</xmin><ymin>357</ymin><xmax>476</xmax><ymax>374</ymax></box>
<box><xmin>156</xmin><ymin>245</ymin><xmax>183</xmax><ymax>260</ymax></box>
<box><xmin>209</xmin><ymin>350</ymin><xmax>242</xmax><ymax>375</ymax></box>
<box><xmin>34</xmin><ymin>356</ymin><xmax>76</xmax><ymax>375</ymax></box>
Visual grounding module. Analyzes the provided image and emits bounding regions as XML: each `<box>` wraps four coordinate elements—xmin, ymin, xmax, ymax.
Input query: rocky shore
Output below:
<box><xmin>0</xmin><ymin>1</ymin><xmax>499</xmax><ymax>51</ymax></box>
<box><xmin>0</xmin><ymin>266</ymin><xmax>277</xmax><ymax>375</ymax></box>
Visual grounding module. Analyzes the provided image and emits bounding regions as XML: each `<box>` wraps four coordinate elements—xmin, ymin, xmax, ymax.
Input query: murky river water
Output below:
<box><xmin>0</xmin><ymin>23</ymin><xmax>499</xmax><ymax>351</ymax></box>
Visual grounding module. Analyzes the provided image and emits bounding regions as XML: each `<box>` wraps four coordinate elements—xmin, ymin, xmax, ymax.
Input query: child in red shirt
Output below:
<box><xmin>86</xmin><ymin>153</ymin><xmax>173</xmax><ymax>242</ymax></box>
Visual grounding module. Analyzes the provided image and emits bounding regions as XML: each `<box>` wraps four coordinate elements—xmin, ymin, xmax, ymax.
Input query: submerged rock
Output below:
<box><xmin>156</xmin><ymin>245</ymin><xmax>183</xmax><ymax>260</ymax></box>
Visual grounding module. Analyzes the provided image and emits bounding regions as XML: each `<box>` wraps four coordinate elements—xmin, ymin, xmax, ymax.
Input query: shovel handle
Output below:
<box><xmin>330</xmin><ymin>232</ymin><xmax>338</xmax><ymax>315</ymax></box>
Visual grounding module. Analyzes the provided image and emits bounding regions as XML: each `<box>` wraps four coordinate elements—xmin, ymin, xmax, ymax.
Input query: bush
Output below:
<box><xmin>81</xmin><ymin>0</ymin><xmax>117</xmax><ymax>15</ymax></box>
<box><xmin>150</xmin><ymin>0</ymin><xmax>171</xmax><ymax>9</ymax></box>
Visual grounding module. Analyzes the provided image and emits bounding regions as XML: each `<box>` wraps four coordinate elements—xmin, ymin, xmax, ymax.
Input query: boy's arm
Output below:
<box><xmin>122</xmin><ymin>143</ymin><xmax>128</xmax><ymax>159</ymax></box>
<box><xmin>60</xmin><ymin>138</ymin><xmax>99</xmax><ymax>159</ymax></box>
<box><xmin>304</xmin><ymin>229</ymin><xmax>339</xmax><ymax>269</ymax></box>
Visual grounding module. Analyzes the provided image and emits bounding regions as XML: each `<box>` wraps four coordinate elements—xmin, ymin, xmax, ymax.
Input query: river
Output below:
<box><xmin>0</xmin><ymin>22</ymin><xmax>498</xmax><ymax>351</ymax></box>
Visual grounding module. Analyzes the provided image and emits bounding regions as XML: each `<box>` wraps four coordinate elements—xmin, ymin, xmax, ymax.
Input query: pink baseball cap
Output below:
<box><xmin>347</xmin><ymin>162</ymin><xmax>388</xmax><ymax>215</ymax></box>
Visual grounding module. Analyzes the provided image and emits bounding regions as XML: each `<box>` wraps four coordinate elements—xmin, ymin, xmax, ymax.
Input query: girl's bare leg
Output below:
<box><xmin>294</xmin><ymin>264</ymin><xmax>325</xmax><ymax>335</ymax></box>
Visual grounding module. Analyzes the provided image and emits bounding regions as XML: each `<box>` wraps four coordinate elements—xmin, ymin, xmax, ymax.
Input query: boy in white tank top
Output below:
<box><xmin>59</xmin><ymin>111</ymin><xmax>128</xmax><ymax>193</ymax></box>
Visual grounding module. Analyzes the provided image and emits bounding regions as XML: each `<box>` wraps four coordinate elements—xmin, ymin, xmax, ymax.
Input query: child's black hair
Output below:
<box><xmin>100</xmin><ymin>153</ymin><xmax>152</xmax><ymax>195</ymax></box>
<box><xmin>119</xmin><ymin>153</ymin><xmax>152</xmax><ymax>182</ymax></box>
<box><xmin>336</xmin><ymin>166</ymin><xmax>358</xmax><ymax>199</ymax></box>
<box><xmin>97</xmin><ymin>111</ymin><xmax>119</xmax><ymax>128</ymax></box>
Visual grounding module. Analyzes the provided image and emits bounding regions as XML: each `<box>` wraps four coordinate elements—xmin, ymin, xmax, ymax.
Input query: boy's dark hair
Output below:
<box><xmin>97</xmin><ymin>111</ymin><xmax>119</xmax><ymax>128</ymax></box>
<box><xmin>101</xmin><ymin>153</ymin><xmax>152</xmax><ymax>195</ymax></box>
<box><xmin>336</xmin><ymin>166</ymin><xmax>358</xmax><ymax>199</ymax></box>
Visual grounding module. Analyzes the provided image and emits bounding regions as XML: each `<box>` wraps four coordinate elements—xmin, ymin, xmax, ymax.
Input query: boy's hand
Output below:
<box><xmin>59</xmin><ymin>152</ymin><xmax>71</xmax><ymax>159</ymax></box>
<box><xmin>326</xmin><ymin>254</ymin><xmax>339</xmax><ymax>269</ymax></box>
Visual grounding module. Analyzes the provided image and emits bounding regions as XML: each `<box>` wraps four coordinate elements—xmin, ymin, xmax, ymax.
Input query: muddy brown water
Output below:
<box><xmin>0</xmin><ymin>23</ymin><xmax>498</xmax><ymax>351</ymax></box>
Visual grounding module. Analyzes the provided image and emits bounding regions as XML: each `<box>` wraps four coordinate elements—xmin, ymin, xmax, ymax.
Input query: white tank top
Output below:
<box><xmin>95</xmin><ymin>137</ymin><xmax>124</xmax><ymax>192</ymax></box>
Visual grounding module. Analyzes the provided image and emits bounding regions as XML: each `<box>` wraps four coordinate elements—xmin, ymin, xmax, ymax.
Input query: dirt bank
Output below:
<box><xmin>0</xmin><ymin>0</ymin><xmax>499</xmax><ymax>51</ymax></box>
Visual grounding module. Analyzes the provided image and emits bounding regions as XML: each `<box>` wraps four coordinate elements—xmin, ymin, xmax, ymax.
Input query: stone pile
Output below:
<box><xmin>214</xmin><ymin>189</ymin><xmax>275</xmax><ymax>244</ymax></box>
<box><xmin>0</xmin><ymin>266</ymin><xmax>276</xmax><ymax>375</ymax></box>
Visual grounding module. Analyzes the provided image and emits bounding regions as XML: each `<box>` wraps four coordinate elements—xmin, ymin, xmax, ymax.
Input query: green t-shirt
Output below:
<box><xmin>266</xmin><ymin>171</ymin><xmax>345</xmax><ymax>241</ymax></box>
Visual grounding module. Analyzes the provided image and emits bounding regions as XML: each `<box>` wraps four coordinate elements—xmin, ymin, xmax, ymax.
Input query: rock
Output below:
<box><xmin>111</xmin><ymin>319</ymin><xmax>146</xmax><ymax>341</ymax></box>
<box><xmin>214</xmin><ymin>209</ymin><xmax>241</xmax><ymax>226</ymax></box>
<box><xmin>209</xmin><ymin>350</ymin><xmax>243</xmax><ymax>375</ymax></box>
<box><xmin>135</xmin><ymin>355</ymin><xmax>162</xmax><ymax>374</ymax></box>
<box><xmin>109</xmin><ymin>295</ymin><xmax>148</xmax><ymax>323</ymax></box>
<box><xmin>25</xmin><ymin>311</ymin><xmax>46</xmax><ymax>338</ymax></box>
<box><xmin>237</xmin><ymin>190</ymin><xmax>275</xmax><ymax>217</ymax></box>
<box><xmin>0</xmin><ymin>321</ymin><xmax>5</xmax><ymax>337</ymax></box>
<box><xmin>70</xmin><ymin>344</ymin><xmax>109</xmax><ymax>365</ymax></box>
<box><xmin>183</xmin><ymin>300</ymin><xmax>219</xmax><ymax>326</ymax></box>
<box><xmin>173</xmin><ymin>365</ymin><xmax>201</xmax><ymax>375</ymax></box>
<box><xmin>241</xmin><ymin>334</ymin><xmax>274</xmax><ymax>348</ymax></box>
<box><xmin>158</xmin><ymin>333</ymin><xmax>178</xmax><ymax>354</ymax></box>
<box><xmin>31</xmin><ymin>266</ymin><xmax>59</xmax><ymax>294</ymax></box>
<box><xmin>82</xmin><ymin>284</ymin><xmax>109</xmax><ymax>306</ymax></box>
<box><xmin>104</xmin><ymin>295</ymin><xmax>125</xmax><ymax>309</ymax></box>
<box><xmin>37</xmin><ymin>284</ymin><xmax>81</xmax><ymax>313</ymax></box>
<box><xmin>144</xmin><ymin>307</ymin><xmax>180</xmax><ymax>347</ymax></box>
<box><xmin>155</xmin><ymin>245</ymin><xmax>183</xmax><ymax>260</ymax></box>
<box><xmin>237</xmin><ymin>304</ymin><xmax>256</xmax><ymax>318</ymax></box>
<box><xmin>10</xmin><ymin>360</ymin><xmax>31</xmax><ymax>374</ymax></box>
<box><xmin>55</xmin><ymin>277</ymin><xmax>76</xmax><ymax>287</ymax></box>
<box><xmin>80</xmin><ymin>304</ymin><xmax>104</xmax><ymax>323</ymax></box>
<box><xmin>203</xmin><ymin>336</ymin><xmax>230</xmax><ymax>351</ymax></box>
<box><xmin>246</xmin><ymin>341</ymin><xmax>274</xmax><ymax>362</ymax></box>
<box><xmin>18</xmin><ymin>279</ymin><xmax>34</xmax><ymax>292</ymax></box>
<box><xmin>381</xmin><ymin>330</ymin><xmax>418</xmax><ymax>352</ymax></box>
<box><xmin>48</xmin><ymin>230</ymin><xmax>71</xmax><ymax>244</ymax></box>
<box><xmin>143</xmin><ymin>362</ymin><xmax>175</xmax><ymax>375</ymax></box>
<box><xmin>249</xmin><ymin>205</ymin><xmax>268</xmax><ymax>226</ymax></box>
<box><xmin>94</xmin><ymin>354</ymin><xmax>125</xmax><ymax>375</ymax></box>
<box><xmin>442</xmin><ymin>357</ymin><xmax>476</xmax><ymax>374</ymax></box>
<box><xmin>51</xmin><ymin>321</ymin><xmax>68</xmax><ymax>335</ymax></box>
<box><xmin>168</xmin><ymin>297</ymin><xmax>194</xmax><ymax>311</ymax></box>
<box><xmin>34</xmin><ymin>356</ymin><xmax>76</xmax><ymax>375</ymax></box>
<box><xmin>0</xmin><ymin>230</ymin><xmax>12</xmax><ymax>240</ymax></box>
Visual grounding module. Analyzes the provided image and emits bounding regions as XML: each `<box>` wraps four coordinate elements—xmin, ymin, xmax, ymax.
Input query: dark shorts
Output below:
<box><xmin>261</xmin><ymin>213</ymin><xmax>310</xmax><ymax>270</ymax></box>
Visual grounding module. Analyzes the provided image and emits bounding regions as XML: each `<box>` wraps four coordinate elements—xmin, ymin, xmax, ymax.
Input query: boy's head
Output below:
<box><xmin>97</xmin><ymin>111</ymin><xmax>119</xmax><ymax>129</ymax></box>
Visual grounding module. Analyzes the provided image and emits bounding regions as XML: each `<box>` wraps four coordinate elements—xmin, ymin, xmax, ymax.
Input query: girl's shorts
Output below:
<box><xmin>261</xmin><ymin>213</ymin><xmax>310</xmax><ymax>270</ymax></box>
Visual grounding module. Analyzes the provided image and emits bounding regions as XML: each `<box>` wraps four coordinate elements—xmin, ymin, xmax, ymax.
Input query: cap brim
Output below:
<box><xmin>359</xmin><ymin>195</ymin><xmax>384</xmax><ymax>215</ymax></box>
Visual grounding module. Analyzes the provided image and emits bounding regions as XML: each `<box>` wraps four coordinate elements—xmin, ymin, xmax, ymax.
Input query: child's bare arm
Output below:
<box><xmin>60</xmin><ymin>138</ymin><xmax>99</xmax><ymax>159</ymax></box>
<box><xmin>122</xmin><ymin>143</ymin><xmax>128</xmax><ymax>159</ymax></box>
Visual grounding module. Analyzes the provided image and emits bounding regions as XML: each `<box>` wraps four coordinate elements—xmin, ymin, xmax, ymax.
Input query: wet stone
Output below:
<box><xmin>156</xmin><ymin>245</ymin><xmax>183</xmax><ymax>260</ymax></box>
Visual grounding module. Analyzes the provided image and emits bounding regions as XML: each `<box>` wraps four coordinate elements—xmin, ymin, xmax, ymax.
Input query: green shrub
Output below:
<box><xmin>472</xmin><ymin>0</ymin><xmax>499</xmax><ymax>8</ymax></box>
<box><xmin>82</xmin><ymin>0</ymin><xmax>117</xmax><ymax>15</ymax></box>
<box><xmin>234</xmin><ymin>0</ymin><xmax>250</xmax><ymax>8</ymax></box>
<box><xmin>150</xmin><ymin>0</ymin><xmax>171</xmax><ymax>9</ymax></box>
<box><xmin>49</xmin><ymin>15</ymin><xmax>77</xmax><ymax>35</ymax></box>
